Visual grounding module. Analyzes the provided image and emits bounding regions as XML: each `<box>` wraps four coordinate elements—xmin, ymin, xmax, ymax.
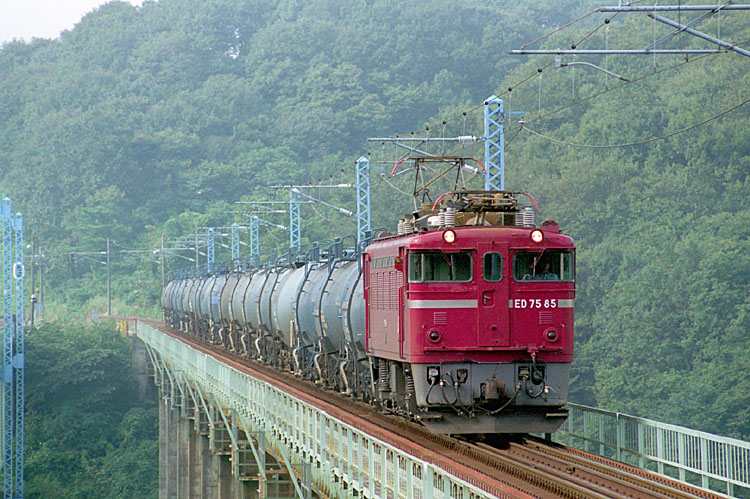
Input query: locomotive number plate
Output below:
<box><xmin>510</xmin><ymin>298</ymin><xmax>574</xmax><ymax>309</ymax></box>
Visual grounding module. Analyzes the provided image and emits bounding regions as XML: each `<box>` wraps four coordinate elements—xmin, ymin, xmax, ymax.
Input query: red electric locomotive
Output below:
<box><xmin>364</xmin><ymin>188</ymin><xmax>575</xmax><ymax>434</ymax></box>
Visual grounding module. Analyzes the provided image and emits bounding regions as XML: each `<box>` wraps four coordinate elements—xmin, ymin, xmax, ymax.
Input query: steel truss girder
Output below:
<box><xmin>138</xmin><ymin>324</ymin><xmax>508</xmax><ymax>499</ymax></box>
<box><xmin>145</xmin><ymin>345</ymin><xmax>311</xmax><ymax>498</ymax></box>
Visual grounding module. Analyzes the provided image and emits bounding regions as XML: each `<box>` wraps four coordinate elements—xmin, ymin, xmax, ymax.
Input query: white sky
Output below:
<box><xmin>0</xmin><ymin>0</ymin><xmax>145</xmax><ymax>45</ymax></box>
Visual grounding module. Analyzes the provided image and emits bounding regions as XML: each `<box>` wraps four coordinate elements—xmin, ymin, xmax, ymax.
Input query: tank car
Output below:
<box><xmin>161</xmin><ymin>189</ymin><xmax>575</xmax><ymax>434</ymax></box>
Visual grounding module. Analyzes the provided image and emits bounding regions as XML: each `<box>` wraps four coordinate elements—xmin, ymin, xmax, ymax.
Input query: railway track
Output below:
<box><xmin>142</xmin><ymin>320</ymin><xmax>721</xmax><ymax>499</ymax></box>
<box><xmin>463</xmin><ymin>437</ymin><xmax>720</xmax><ymax>499</ymax></box>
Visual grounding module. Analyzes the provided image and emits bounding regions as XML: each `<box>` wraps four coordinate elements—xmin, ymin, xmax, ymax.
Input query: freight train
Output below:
<box><xmin>162</xmin><ymin>185</ymin><xmax>575</xmax><ymax>434</ymax></box>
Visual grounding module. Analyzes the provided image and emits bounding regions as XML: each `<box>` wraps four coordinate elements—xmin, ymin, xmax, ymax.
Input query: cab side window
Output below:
<box><xmin>483</xmin><ymin>252</ymin><xmax>503</xmax><ymax>282</ymax></box>
<box><xmin>408</xmin><ymin>252</ymin><xmax>472</xmax><ymax>282</ymax></box>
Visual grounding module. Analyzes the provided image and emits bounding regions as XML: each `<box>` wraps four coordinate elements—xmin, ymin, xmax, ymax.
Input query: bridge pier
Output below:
<box><xmin>156</xmin><ymin>373</ymin><xmax>293</xmax><ymax>498</ymax></box>
<box><xmin>188</xmin><ymin>423</ymin><xmax>200</xmax><ymax>497</ymax></box>
<box><xmin>177</xmin><ymin>412</ymin><xmax>190</xmax><ymax>496</ymax></box>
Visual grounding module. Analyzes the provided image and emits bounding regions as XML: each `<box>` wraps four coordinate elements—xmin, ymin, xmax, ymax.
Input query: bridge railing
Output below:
<box><xmin>137</xmin><ymin>323</ymin><xmax>522</xmax><ymax>499</ymax></box>
<box><xmin>553</xmin><ymin>403</ymin><xmax>750</xmax><ymax>498</ymax></box>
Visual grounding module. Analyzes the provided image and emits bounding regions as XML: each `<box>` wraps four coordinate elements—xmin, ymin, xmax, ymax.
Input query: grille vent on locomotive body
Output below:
<box><xmin>397</xmin><ymin>190</ymin><xmax>533</xmax><ymax>235</ymax></box>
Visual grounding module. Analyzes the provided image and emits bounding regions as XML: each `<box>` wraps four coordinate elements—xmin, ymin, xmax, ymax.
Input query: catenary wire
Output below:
<box><xmin>520</xmin><ymin>96</ymin><xmax>749</xmax><ymax>148</ymax></box>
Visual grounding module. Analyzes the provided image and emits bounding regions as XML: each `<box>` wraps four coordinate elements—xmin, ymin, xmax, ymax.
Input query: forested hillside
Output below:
<box><xmin>25</xmin><ymin>322</ymin><xmax>157</xmax><ymax>497</ymax></box>
<box><xmin>1</xmin><ymin>0</ymin><xmax>748</xmax><ymax>440</ymax></box>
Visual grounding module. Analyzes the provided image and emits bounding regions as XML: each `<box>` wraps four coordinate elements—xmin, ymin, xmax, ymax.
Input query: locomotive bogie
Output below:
<box><xmin>409</xmin><ymin>361</ymin><xmax>570</xmax><ymax>433</ymax></box>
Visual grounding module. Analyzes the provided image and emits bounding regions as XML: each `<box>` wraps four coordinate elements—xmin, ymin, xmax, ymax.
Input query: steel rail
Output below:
<box><xmin>524</xmin><ymin>438</ymin><xmax>723</xmax><ymax>499</ymax></box>
<box><xmin>502</xmin><ymin>440</ymin><xmax>711</xmax><ymax>498</ymax></box>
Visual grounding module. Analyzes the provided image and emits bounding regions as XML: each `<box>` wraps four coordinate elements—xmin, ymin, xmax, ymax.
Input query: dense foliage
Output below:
<box><xmin>0</xmin><ymin>0</ymin><xmax>748</xmax><ymax>450</ymax></box>
<box><xmin>24</xmin><ymin>321</ymin><xmax>157</xmax><ymax>498</ymax></box>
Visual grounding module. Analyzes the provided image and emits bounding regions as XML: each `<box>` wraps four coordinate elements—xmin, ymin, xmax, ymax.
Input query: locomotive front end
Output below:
<box><xmin>366</xmin><ymin>191</ymin><xmax>575</xmax><ymax>434</ymax></box>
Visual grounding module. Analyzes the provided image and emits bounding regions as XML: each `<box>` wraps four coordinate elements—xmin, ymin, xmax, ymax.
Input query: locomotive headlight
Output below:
<box><xmin>443</xmin><ymin>229</ymin><xmax>456</xmax><ymax>243</ymax></box>
<box><xmin>546</xmin><ymin>329</ymin><xmax>559</xmax><ymax>342</ymax></box>
<box><xmin>530</xmin><ymin>229</ymin><xmax>544</xmax><ymax>243</ymax></box>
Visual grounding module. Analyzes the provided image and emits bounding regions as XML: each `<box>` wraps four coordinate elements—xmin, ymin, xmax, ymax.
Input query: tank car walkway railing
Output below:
<box><xmin>552</xmin><ymin>403</ymin><xmax>750</xmax><ymax>498</ymax></box>
<box><xmin>137</xmin><ymin>323</ymin><xmax>507</xmax><ymax>499</ymax></box>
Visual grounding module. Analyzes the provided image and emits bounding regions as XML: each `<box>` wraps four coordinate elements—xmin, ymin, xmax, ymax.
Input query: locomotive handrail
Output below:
<box><xmin>359</xmin><ymin>228</ymin><xmax>385</xmax><ymax>254</ymax></box>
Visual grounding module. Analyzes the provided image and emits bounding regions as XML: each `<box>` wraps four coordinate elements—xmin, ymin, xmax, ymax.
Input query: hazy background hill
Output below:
<box><xmin>1</xmin><ymin>0</ymin><xmax>748</xmax><ymax>446</ymax></box>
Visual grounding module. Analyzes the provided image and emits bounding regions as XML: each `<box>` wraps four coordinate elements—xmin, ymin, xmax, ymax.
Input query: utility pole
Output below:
<box><xmin>161</xmin><ymin>234</ymin><xmax>165</xmax><ymax>322</ymax></box>
<box><xmin>161</xmin><ymin>234</ymin><xmax>165</xmax><ymax>291</ymax></box>
<box><xmin>30</xmin><ymin>236</ymin><xmax>35</xmax><ymax>328</ymax></box>
<box><xmin>38</xmin><ymin>244</ymin><xmax>43</xmax><ymax>325</ymax></box>
<box><xmin>106</xmin><ymin>238</ymin><xmax>111</xmax><ymax>316</ymax></box>
<box><xmin>195</xmin><ymin>234</ymin><xmax>199</xmax><ymax>272</ymax></box>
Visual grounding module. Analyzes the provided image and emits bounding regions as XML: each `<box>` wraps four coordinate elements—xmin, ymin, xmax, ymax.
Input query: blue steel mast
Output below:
<box><xmin>230</xmin><ymin>224</ymin><xmax>240</xmax><ymax>265</ymax></box>
<box><xmin>355</xmin><ymin>157</ymin><xmax>371</xmax><ymax>249</ymax></box>
<box><xmin>12</xmin><ymin>213</ymin><xmax>22</xmax><ymax>499</ymax></box>
<box><xmin>1</xmin><ymin>197</ymin><xmax>23</xmax><ymax>498</ymax></box>
<box><xmin>289</xmin><ymin>190</ymin><xmax>301</xmax><ymax>254</ymax></box>
<box><xmin>484</xmin><ymin>95</ymin><xmax>505</xmax><ymax>191</ymax></box>
<box><xmin>484</xmin><ymin>95</ymin><xmax>524</xmax><ymax>191</ymax></box>
<box><xmin>206</xmin><ymin>229</ymin><xmax>215</xmax><ymax>274</ymax></box>
<box><xmin>1</xmin><ymin>198</ymin><xmax>11</xmax><ymax>499</ymax></box>
<box><xmin>249</xmin><ymin>217</ymin><xmax>260</xmax><ymax>268</ymax></box>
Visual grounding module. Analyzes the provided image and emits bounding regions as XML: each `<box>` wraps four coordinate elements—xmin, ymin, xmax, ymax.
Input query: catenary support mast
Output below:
<box><xmin>289</xmin><ymin>191</ymin><xmax>301</xmax><ymax>254</ymax></box>
<box><xmin>1</xmin><ymin>197</ymin><xmax>23</xmax><ymax>498</ymax></box>
<box><xmin>484</xmin><ymin>95</ymin><xmax>505</xmax><ymax>191</ymax></box>
<box><xmin>356</xmin><ymin>157</ymin><xmax>371</xmax><ymax>248</ymax></box>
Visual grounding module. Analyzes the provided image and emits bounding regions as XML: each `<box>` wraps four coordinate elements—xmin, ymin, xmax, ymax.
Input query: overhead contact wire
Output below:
<box><xmin>521</xmin><ymin>96</ymin><xmax>750</xmax><ymax>148</ymax></box>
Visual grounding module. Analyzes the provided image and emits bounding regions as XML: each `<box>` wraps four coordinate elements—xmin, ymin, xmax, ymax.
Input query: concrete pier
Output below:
<box><xmin>156</xmin><ymin>380</ymin><xmax>291</xmax><ymax>498</ymax></box>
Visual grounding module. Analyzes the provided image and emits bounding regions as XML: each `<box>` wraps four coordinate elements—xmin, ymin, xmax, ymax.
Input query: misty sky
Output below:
<box><xmin>0</xmin><ymin>0</ymin><xmax>144</xmax><ymax>45</ymax></box>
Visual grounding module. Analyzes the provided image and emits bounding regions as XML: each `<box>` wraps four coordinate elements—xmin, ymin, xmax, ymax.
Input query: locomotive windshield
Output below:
<box><xmin>513</xmin><ymin>251</ymin><xmax>574</xmax><ymax>281</ymax></box>
<box><xmin>408</xmin><ymin>251</ymin><xmax>472</xmax><ymax>282</ymax></box>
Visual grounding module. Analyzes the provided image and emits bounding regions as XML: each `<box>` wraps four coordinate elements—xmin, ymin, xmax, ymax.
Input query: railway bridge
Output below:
<box><xmin>123</xmin><ymin>318</ymin><xmax>750</xmax><ymax>499</ymax></box>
